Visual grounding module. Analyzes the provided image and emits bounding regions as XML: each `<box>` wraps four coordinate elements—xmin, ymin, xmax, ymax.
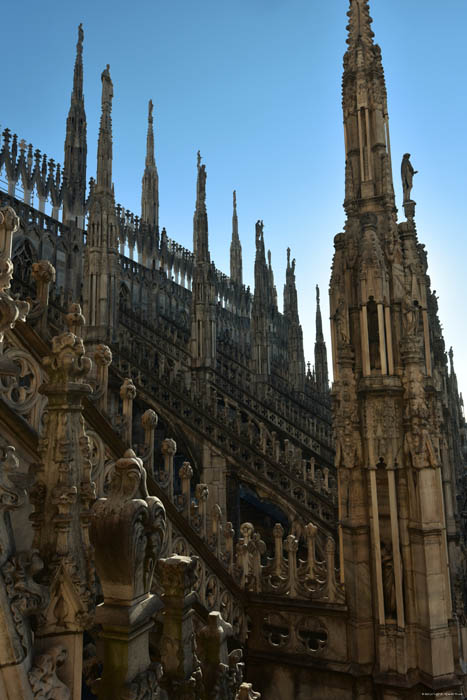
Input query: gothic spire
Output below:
<box><xmin>283</xmin><ymin>247</ymin><xmax>298</xmax><ymax>321</ymax></box>
<box><xmin>346</xmin><ymin>0</ymin><xmax>375</xmax><ymax>50</ymax></box>
<box><xmin>230</xmin><ymin>190</ymin><xmax>243</xmax><ymax>285</ymax></box>
<box><xmin>96</xmin><ymin>64</ymin><xmax>113</xmax><ymax>193</ymax></box>
<box><xmin>72</xmin><ymin>23</ymin><xmax>84</xmax><ymax>101</ymax></box>
<box><xmin>193</xmin><ymin>151</ymin><xmax>210</xmax><ymax>262</ymax></box>
<box><xmin>141</xmin><ymin>99</ymin><xmax>159</xmax><ymax>231</ymax></box>
<box><xmin>63</xmin><ymin>23</ymin><xmax>87</xmax><ymax>225</ymax></box>
<box><xmin>342</xmin><ymin>0</ymin><xmax>393</xmax><ymax>208</ymax></box>
<box><xmin>314</xmin><ymin>284</ymin><xmax>328</xmax><ymax>393</ymax></box>
<box><xmin>315</xmin><ymin>284</ymin><xmax>324</xmax><ymax>341</ymax></box>
<box><xmin>283</xmin><ymin>248</ymin><xmax>305</xmax><ymax>390</ymax></box>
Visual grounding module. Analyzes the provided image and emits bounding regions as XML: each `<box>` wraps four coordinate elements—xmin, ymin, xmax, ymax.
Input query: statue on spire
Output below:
<box><xmin>77</xmin><ymin>23</ymin><xmax>84</xmax><ymax>51</ymax></box>
<box><xmin>196</xmin><ymin>151</ymin><xmax>206</xmax><ymax>205</ymax></box>
<box><xmin>101</xmin><ymin>65</ymin><xmax>113</xmax><ymax>108</ymax></box>
<box><xmin>401</xmin><ymin>153</ymin><xmax>418</xmax><ymax>202</ymax></box>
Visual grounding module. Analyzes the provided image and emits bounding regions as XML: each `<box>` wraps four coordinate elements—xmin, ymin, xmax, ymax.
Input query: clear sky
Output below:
<box><xmin>2</xmin><ymin>1</ymin><xmax>467</xmax><ymax>396</ymax></box>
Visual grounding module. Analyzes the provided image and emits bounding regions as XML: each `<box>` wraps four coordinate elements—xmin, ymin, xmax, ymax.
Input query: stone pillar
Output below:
<box><xmin>386</xmin><ymin>463</ymin><xmax>404</xmax><ymax>629</ymax></box>
<box><xmin>31</xmin><ymin>331</ymin><xmax>95</xmax><ymax>699</ymax></box>
<box><xmin>90</xmin><ymin>449</ymin><xmax>166</xmax><ymax>700</ymax></box>
<box><xmin>179</xmin><ymin>462</ymin><xmax>193</xmax><ymax>521</ymax></box>
<box><xmin>120</xmin><ymin>377</ymin><xmax>136</xmax><ymax>445</ymax></box>
<box><xmin>141</xmin><ymin>408</ymin><xmax>158</xmax><ymax>475</ymax></box>
<box><xmin>161</xmin><ymin>438</ymin><xmax>176</xmax><ymax>497</ymax></box>
<box><xmin>157</xmin><ymin>555</ymin><xmax>202</xmax><ymax>698</ymax></box>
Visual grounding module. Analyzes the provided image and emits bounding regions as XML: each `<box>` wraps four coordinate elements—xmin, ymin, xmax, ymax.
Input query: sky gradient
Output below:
<box><xmin>2</xmin><ymin>0</ymin><xmax>466</xmax><ymax>395</ymax></box>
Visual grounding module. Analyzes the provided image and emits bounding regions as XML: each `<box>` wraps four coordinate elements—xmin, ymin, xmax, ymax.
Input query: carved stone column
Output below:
<box><xmin>90</xmin><ymin>449</ymin><xmax>166</xmax><ymax>700</ymax></box>
<box><xmin>157</xmin><ymin>555</ymin><xmax>202</xmax><ymax>698</ymax></box>
<box><xmin>0</xmin><ymin>447</ymin><xmax>48</xmax><ymax>698</ymax></box>
<box><xmin>30</xmin><ymin>331</ymin><xmax>95</xmax><ymax>698</ymax></box>
<box><xmin>197</xmin><ymin>611</ymin><xmax>246</xmax><ymax>698</ymax></box>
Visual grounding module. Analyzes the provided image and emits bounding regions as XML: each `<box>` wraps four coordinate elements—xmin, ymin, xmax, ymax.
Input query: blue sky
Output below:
<box><xmin>2</xmin><ymin>1</ymin><xmax>467</xmax><ymax>396</ymax></box>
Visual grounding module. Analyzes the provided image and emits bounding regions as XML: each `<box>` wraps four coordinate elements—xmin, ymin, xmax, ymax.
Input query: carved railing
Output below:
<box><xmin>117</xmin><ymin>299</ymin><xmax>333</xmax><ymax>457</ymax></box>
<box><xmin>0</xmin><ymin>190</ymin><xmax>71</xmax><ymax>242</ymax></box>
<box><xmin>117</xmin><ymin>305</ymin><xmax>333</xmax><ymax>458</ymax></box>
<box><xmin>150</xmin><ymin>445</ymin><xmax>343</xmax><ymax>604</ymax></box>
<box><xmin>113</xmin><ymin>320</ymin><xmax>336</xmax><ymax>512</ymax></box>
<box><xmin>112</xmin><ymin>346</ymin><xmax>337</xmax><ymax>536</ymax></box>
<box><xmin>0</xmin><ymin>128</ymin><xmax>66</xmax><ymax>218</ymax></box>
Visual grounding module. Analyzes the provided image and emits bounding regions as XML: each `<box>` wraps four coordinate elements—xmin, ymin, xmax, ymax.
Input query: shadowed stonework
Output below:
<box><xmin>0</xmin><ymin>1</ymin><xmax>465</xmax><ymax>698</ymax></box>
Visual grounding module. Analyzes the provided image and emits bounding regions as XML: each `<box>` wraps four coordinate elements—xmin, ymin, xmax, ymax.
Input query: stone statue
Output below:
<box><xmin>381</xmin><ymin>541</ymin><xmax>396</xmax><ymax>619</ymax></box>
<box><xmin>334</xmin><ymin>298</ymin><xmax>350</xmax><ymax>344</ymax></box>
<box><xmin>101</xmin><ymin>64</ymin><xmax>113</xmax><ymax>107</ymax></box>
<box><xmin>403</xmin><ymin>292</ymin><xmax>420</xmax><ymax>336</ymax></box>
<box><xmin>401</xmin><ymin>153</ymin><xmax>417</xmax><ymax>202</ymax></box>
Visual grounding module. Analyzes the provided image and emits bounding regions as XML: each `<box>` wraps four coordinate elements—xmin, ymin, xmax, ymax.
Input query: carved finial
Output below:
<box><xmin>346</xmin><ymin>0</ymin><xmax>374</xmax><ymax>49</ymax></box>
<box><xmin>233</xmin><ymin>189</ymin><xmax>237</xmax><ymax>212</ymax></box>
<box><xmin>287</xmin><ymin>247</ymin><xmax>291</xmax><ymax>268</ymax></box>
<box><xmin>197</xmin><ymin>150</ymin><xmax>201</xmax><ymax>169</ymax></box>
<box><xmin>77</xmin><ymin>23</ymin><xmax>84</xmax><ymax>52</ymax></box>
<box><xmin>43</xmin><ymin>333</ymin><xmax>91</xmax><ymax>385</ymax></box>
<box><xmin>148</xmin><ymin>98</ymin><xmax>153</xmax><ymax>123</ymax></box>
<box><xmin>316</xmin><ymin>284</ymin><xmax>320</xmax><ymax>306</ymax></box>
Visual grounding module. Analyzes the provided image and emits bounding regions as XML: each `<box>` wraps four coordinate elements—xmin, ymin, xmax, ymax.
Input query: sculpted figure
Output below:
<box><xmin>101</xmin><ymin>64</ymin><xmax>113</xmax><ymax>107</ymax></box>
<box><xmin>381</xmin><ymin>541</ymin><xmax>396</xmax><ymax>619</ymax></box>
<box><xmin>403</xmin><ymin>293</ymin><xmax>420</xmax><ymax>336</ymax></box>
<box><xmin>334</xmin><ymin>298</ymin><xmax>349</xmax><ymax>344</ymax></box>
<box><xmin>401</xmin><ymin>153</ymin><xmax>418</xmax><ymax>202</ymax></box>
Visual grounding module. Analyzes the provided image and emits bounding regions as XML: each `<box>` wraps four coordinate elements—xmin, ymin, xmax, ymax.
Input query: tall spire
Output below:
<box><xmin>315</xmin><ymin>284</ymin><xmax>324</xmax><ymax>341</ymax></box>
<box><xmin>63</xmin><ymin>23</ymin><xmax>87</xmax><ymax>226</ymax></box>
<box><xmin>72</xmin><ymin>23</ymin><xmax>84</xmax><ymax>100</ymax></box>
<box><xmin>141</xmin><ymin>99</ymin><xmax>159</xmax><ymax>231</ymax></box>
<box><xmin>193</xmin><ymin>151</ymin><xmax>210</xmax><ymax>263</ymax></box>
<box><xmin>283</xmin><ymin>248</ymin><xmax>305</xmax><ymax>391</ymax></box>
<box><xmin>329</xmin><ymin>2</ymin><xmax>465</xmax><ymax>692</ymax></box>
<box><xmin>283</xmin><ymin>248</ymin><xmax>298</xmax><ymax>320</ymax></box>
<box><xmin>96</xmin><ymin>64</ymin><xmax>113</xmax><ymax>193</ymax></box>
<box><xmin>84</xmin><ymin>64</ymin><xmax>118</xmax><ymax>343</ymax></box>
<box><xmin>230</xmin><ymin>190</ymin><xmax>242</xmax><ymax>285</ymax></box>
<box><xmin>314</xmin><ymin>285</ymin><xmax>328</xmax><ymax>393</ymax></box>
<box><xmin>342</xmin><ymin>0</ymin><xmax>394</xmax><ymax>209</ymax></box>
